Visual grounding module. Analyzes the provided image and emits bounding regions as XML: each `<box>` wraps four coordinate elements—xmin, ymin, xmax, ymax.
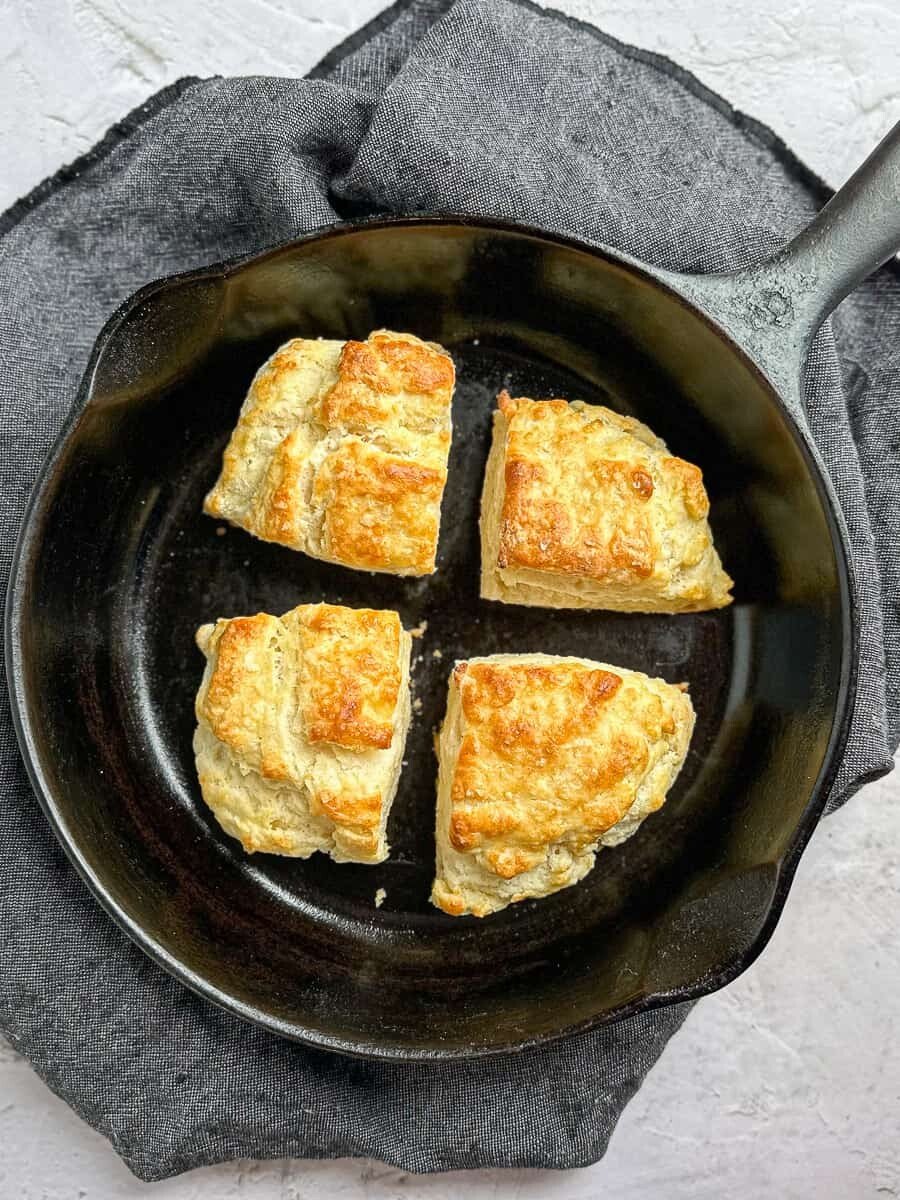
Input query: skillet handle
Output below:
<box><xmin>670</xmin><ymin>119</ymin><xmax>900</xmax><ymax>402</ymax></box>
<box><xmin>776</xmin><ymin>118</ymin><xmax>900</xmax><ymax>329</ymax></box>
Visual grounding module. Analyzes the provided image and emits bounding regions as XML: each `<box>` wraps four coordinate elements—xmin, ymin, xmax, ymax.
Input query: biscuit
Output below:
<box><xmin>204</xmin><ymin>330</ymin><xmax>455</xmax><ymax>575</ymax></box>
<box><xmin>431</xmin><ymin>653</ymin><xmax>695</xmax><ymax>917</ymax></box>
<box><xmin>480</xmin><ymin>391</ymin><xmax>733</xmax><ymax>610</ymax></box>
<box><xmin>193</xmin><ymin>603</ymin><xmax>412</xmax><ymax>863</ymax></box>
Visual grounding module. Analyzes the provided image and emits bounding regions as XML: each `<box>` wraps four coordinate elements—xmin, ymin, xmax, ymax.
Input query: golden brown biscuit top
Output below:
<box><xmin>196</xmin><ymin>603</ymin><xmax>403</xmax><ymax>757</ymax></box>
<box><xmin>288</xmin><ymin>603</ymin><xmax>403</xmax><ymax>751</ymax></box>
<box><xmin>496</xmin><ymin>391</ymin><xmax>717</xmax><ymax>586</ymax></box>
<box><xmin>197</xmin><ymin>613</ymin><xmax>287</xmax><ymax>779</ymax></box>
<box><xmin>319</xmin><ymin>330</ymin><xmax>455</xmax><ymax>439</ymax></box>
<box><xmin>203</xmin><ymin>330</ymin><xmax>454</xmax><ymax>575</ymax></box>
<box><xmin>313</xmin><ymin>440</ymin><xmax>447</xmax><ymax>575</ymax></box>
<box><xmin>194</xmin><ymin>603</ymin><xmax>408</xmax><ymax>860</ymax></box>
<box><xmin>448</xmin><ymin>658</ymin><xmax>692</xmax><ymax>880</ymax></box>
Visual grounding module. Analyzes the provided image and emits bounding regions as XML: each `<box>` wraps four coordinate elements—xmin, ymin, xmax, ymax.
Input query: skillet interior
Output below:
<box><xmin>7</xmin><ymin>220</ymin><xmax>850</xmax><ymax>1057</ymax></box>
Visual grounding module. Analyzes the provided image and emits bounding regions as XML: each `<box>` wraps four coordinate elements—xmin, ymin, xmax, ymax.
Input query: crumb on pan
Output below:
<box><xmin>374</xmin><ymin>888</ymin><xmax>387</xmax><ymax>908</ymax></box>
<box><xmin>410</xmin><ymin>620</ymin><xmax>428</xmax><ymax>639</ymax></box>
<box><xmin>432</xmin><ymin>648</ymin><xmax>443</xmax><ymax>660</ymax></box>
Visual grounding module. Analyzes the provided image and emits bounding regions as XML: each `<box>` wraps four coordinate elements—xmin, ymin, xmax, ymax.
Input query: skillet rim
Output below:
<box><xmin>4</xmin><ymin>214</ymin><xmax>857</xmax><ymax>1060</ymax></box>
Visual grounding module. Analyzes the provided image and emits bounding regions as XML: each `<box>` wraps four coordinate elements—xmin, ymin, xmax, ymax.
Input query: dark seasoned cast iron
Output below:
<box><xmin>6</xmin><ymin>122</ymin><xmax>900</xmax><ymax>1058</ymax></box>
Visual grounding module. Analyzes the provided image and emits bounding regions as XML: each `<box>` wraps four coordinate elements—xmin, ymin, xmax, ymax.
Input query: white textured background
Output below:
<box><xmin>1</xmin><ymin>1</ymin><xmax>899</xmax><ymax>1197</ymax></box>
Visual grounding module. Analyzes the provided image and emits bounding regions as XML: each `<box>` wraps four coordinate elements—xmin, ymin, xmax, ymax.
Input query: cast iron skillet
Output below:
<box><xmin>6</xmin><ymin>123</ymin><xmax>900</xmax><ymax>1059</ymax></box>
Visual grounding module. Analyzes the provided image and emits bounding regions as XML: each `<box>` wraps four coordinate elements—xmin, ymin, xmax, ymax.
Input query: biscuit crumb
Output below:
<box><xmin>432</xmin><ymin>648</ymin><xmax>443</xmax><ymax>660</ymax></box>
<box><xmin>410</xmin><ymin>620</ymin><xmax>428</xmax><ymax>639</ymax></box>
<box><xmin>413</xmin><ymin>697</ymin><xmax>423</xmax><ymax>712</ymax></box>
<box><xmin>215</xmin><ymin>526</ymin><xmax>227</xmax><ymax>537</ymax></box>
<box><xmin>374</xmin><ymin>888</ymin><xmax>387</xmax><ymax>908</ymax></box>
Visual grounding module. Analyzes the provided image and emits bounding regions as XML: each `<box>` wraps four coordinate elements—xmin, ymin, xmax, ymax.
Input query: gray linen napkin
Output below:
<box><xmin>1</xmin><ymin>0</ymin><xmax>897</xmax><ymax>1181</ymax></box>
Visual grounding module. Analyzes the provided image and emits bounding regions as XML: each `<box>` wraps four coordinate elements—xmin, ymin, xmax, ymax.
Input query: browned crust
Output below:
<box><xmin>204</xmin><ymin>330</ymin><xmax>454</xmax><ymax>576</ymax></box>
<box><xmin>486</xmin><ymin>391</ymin><xmax>733</xmax><ymax>610</ymax></box>
<box><xmin>319</xmin><ymin>331</ymin><xmax>455</xmax><ymax>431</ymax></box>
<box><xmin>295</xmin><ymin>604</ymin><xmax>403</xmax><ymax>751</ymax></box>
<box><xmin>199</xmin><ymin>614</ymin><xmax>290</xmax><ymax>781</ymax></box>
<box><xmin>315</xmin><ymin>441</ymin><xmax>446</xmax><ymax>575</ymax></box>
<box><xmin>195</xmin><ymin>603</ymin><xmax>408</xmax><ymax>856</ymax></box>
<box><xmin>443</xmin><ymin>658</ymin><xmax>691</xmax><ymax>883</ymax></box>
<box><xmin>310</xmin><ymin>788</ymin><xmax>383</xmax><ymax>855</ymax></box>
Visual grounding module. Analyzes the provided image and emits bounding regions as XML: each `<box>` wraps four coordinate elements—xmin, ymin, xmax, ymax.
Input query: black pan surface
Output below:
<box><xmin>6</xmin><ymin>219</ymin><xmax>853</xmax><ymax>1058</ymax></box>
